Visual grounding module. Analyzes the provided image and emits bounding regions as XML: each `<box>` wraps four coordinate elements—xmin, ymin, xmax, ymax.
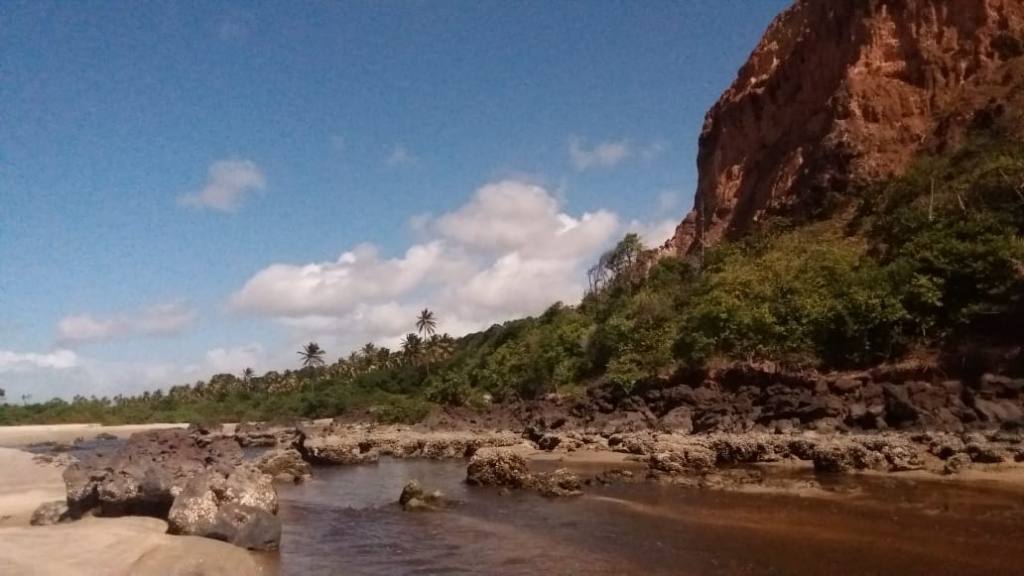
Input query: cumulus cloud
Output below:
<box><xmin>568</xmin><ymin>136</ymin><xmax>632</xmax><ymax>170</ymax></box>
<box><xmin>230</xmin><ymin>179</ymin><xmax>624</xmax><ymax>353</ymax></box>
<box><xmin>57</xmin><ymin>301</ymin><xmax>197</xmax><ymax>346</ymax></box>
<box><xmin>0</xmin><ymin>349</ymin><xmax>79</xmax><ymax>373</ymax></box>
<box><xmin>179</xmin><ymin>159</ymin><xmax>266</xmax><ymax>212</ymax></box>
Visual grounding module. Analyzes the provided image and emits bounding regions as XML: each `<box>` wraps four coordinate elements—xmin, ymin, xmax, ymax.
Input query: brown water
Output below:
<box><xmin>272</xmin><ymin>459</ymin><xmax>1024</xmax><ymax>576</ymax></box>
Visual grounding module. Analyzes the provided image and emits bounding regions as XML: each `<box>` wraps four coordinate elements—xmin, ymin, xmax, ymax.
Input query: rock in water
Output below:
<box><xmin>466</xmin><ymin>451</ymin><xmax>532</xmax><ymax>488</ymax></box>
<box><xmin>255</xmin><ymin>447</ymin><xmax>311</xmax><ymax>483</ymax></box>
<box><xmin>167</xmin><ymin>464</ymin><xmax>280</xmax><ymax>550</ymax></box>
<box><xmin>398</xmin><ymin>479</ymin><xmax>447</xmax><ymax>511</ymax></box>
<box><xmin>30</xmin><ymin>500</ymin><xmax>70</xmax><ymax>526</ymax></box>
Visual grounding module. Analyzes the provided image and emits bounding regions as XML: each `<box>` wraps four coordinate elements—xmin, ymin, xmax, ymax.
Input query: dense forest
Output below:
<box><xmin>2</xmin><ymin>132</ymin><xmax>1022</xmax><ymax>426</ymax></box>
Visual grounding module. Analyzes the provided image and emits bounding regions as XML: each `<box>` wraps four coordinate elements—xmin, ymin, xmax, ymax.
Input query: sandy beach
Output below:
<box><xmin>0</xmin><ymin>422</ymin><xmax>186</xmax><ymax>447</ymax></box>
<box><xmin>0</xmin><ymin>428</ymin><xmax>275</xmax><ymax>576</ymax></box>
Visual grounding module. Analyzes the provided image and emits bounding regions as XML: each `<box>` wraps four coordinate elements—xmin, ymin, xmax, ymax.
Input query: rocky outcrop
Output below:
<box><xmin>465</xmin><ymin>450</ymin><xmax>583</xmax><ymax>498</ymax></box>
<box><xmin>59</xmin><ymin>429</ymin><xmax>281</xmax><ymax>550</ymax></box>
<box><xmin>303</xmin><ymin>428</ymin><xmax>522</xmax><ymax>465</ymax></box>
<box><xmin>583</xmin><ymin>363</ymin><xmax>1024</xmax><ymax>435</ymax></box>
<box><xmin>666</xmin><ymin>0</ymin><xmax>1024</xmax><ymax>253</ymax></box>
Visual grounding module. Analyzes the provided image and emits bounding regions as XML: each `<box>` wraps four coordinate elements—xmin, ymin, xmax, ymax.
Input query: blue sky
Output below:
<box><xmin>0</xmin><ymin>0</ymin><xmax>789</xmax><ymax>399</ymax></box>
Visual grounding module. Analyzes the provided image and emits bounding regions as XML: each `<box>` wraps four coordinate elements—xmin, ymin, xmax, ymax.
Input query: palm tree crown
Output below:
<box><xmin>416</xmin><ymin>309</ymin><xmax>437</xmax><ymax>337</ymax></box>
<box><xmin>298</xmin><ymin>342</ymin><xmax>326</xmax><ymax>368</ymax></box>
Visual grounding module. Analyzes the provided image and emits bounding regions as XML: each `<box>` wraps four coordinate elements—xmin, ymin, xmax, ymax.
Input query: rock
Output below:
<box><xmin>466</xmin><ymin>451</ymin><xmax>532</xmax><ymax>488</ymax></box>
<box><xmin>537</xmin><ymin>435</ymin><xmax>561</xmax><ymax>451</ymax></box>
<box><xmin>207</xmin><ymin>503</ymin><xmax>281</xmax><ymax>551</ymax></box>
<box><xmin>398</xmin><ymin>480</ymin><xmax>446</xmax><ymax>511</ymax></box>
<box><xmin>532</xmin><ymin>469</ymin><xmax>582</xmax><ymax>498</ymax></box>
<box><xmin>944</xmin><ymin>453</ymin><xmax>973</xmax><ymax>475</ymax></box>
<box><xmin>64</xmin><ymin>429</ymin><xmax>244</xmax><ymax>518</ymax></box>
<box><xmin>966</xmin><ymin>442</ymin><xmax>1006</xmax><ymax>464</ymax></box>
<box><xmin>304</xmin><ymin>440</ymin><xmax>380</xmax><ymax>465</ymax></box>
<box><xmin>648</xmin><ymin>444</ymin><xmax>716</xmax><ymax>475</ymax></box>
<box><xmin>664</xmin><ymin>0</ymin><xmax>1024</xmax><ymax>253</ymax></box>
<box><xmin>659</xmin><ymin>406</ymin><xmax>694</xmax><ymax>433</ymax></box>
<box><xmin>167</xmin><ymin>465</ymin><xmax>280</xmax><ymax>550</ymax></box>
<box><xmin>255</xmin><ymin>448</ymin><xmax>311</xmax><ymax>483</ymax></box>
<box><xmin>30</xmin><ymin>500</ymin><xmax>70</xmax><ymax>526</ymax></box>
<box><xmin>94</xmin><ymin>432</ymin><xmax>118</xmax><ymax>441</ymax></box>
<box><xmin>587</xmin><ymin>469</ymin><xmax>636</xmax><ymax>486</ymax></box>
<box><xmin>811</xmin><ymin>441</ymin><xmax>886</xmax><ymax>473</ymax></box>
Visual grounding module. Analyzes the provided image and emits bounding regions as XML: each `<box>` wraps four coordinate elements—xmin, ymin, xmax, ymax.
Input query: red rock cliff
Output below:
<box><xmin>667</xmin><ymin>0</ymin><xmax>1024</xmax><ymax>254</ymax></box>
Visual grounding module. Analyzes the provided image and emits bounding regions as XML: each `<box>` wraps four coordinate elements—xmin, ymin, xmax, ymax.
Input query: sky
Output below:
<box><xmin>0</xmin><ymin>0</ymin><xmax>790</xmax><ymax>400</ymax></box>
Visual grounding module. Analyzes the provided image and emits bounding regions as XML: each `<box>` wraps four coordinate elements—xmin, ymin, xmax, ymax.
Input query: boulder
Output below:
<box><xmin>537</xmin><ymin>435</ymin><xmax>561</xmax><ymax>451</ymax></box>
<box><xmin>255</xmin><ymin>448</ymin><xmax>311</xmax><ymax>483</ymax></box>
<box><xmin>398</xmin><ymin>480</ymin><xmax>447</xmax><ymax>511</ymax></box>
<box><xmin>943</xmin><ymin>453</ymin><xmax>973</xmax><ymax>475</ymax></box>
<box><xmin>466</xmin><ymin>451</ymin><xmax>532</xmax><ymax>488</ymax></box>
<box><xmin>30</xmin><ymin>500</ymin><xmax>70</xmax><ymax>526</ymax></box>
<box><xmin>532</xmin><ymin>469</ymin><xmax>582</xmax><ymax>498</ymax></box>
<box><xmin>64</xmin><ymin>429</ymin><xmax>243</xmax><ymax>518</ymax></box>
<box><xmin>167</xmin><ymin>465</ymin><xmax>279</xmax><ymax>550</ymax></box>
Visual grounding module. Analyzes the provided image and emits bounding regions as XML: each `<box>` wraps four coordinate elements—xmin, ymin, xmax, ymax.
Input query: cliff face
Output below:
<box><xmin>667</xmin><ymin>0</ymin><xmax>1024</xmax><ymax>253</ymax></box>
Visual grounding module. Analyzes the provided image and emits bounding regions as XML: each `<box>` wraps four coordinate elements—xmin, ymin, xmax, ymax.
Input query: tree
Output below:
<box><xmin>298</xmin><ymin>342</ymin><xmax>326</xmax><ymax>368</ymax></box>
<box><xmin>242</xmin><ymin>367</ymin><xmax>254</xmax><ymax>385</ymax></box>
<box><xmin>416</xmin><ymin>309</ymin><xmax>437</xmax><ymax>337</ymax></box>
<box><xmin>400</xmin><ymin>333</ymin><xmax>423</xmax><ymax>363</ymax></box>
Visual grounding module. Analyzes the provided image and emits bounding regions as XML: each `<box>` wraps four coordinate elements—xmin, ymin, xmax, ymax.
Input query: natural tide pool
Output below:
<box><xmin>269</xmin><ymin>458</ymin><xmax>1024</xmax><ymax>576</ymax></box>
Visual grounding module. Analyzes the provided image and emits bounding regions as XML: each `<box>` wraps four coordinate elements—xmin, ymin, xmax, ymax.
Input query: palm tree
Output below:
<box><xmin>242</xmin><ymin>367</ymin><xmax>254</xmax><ymax>385</ymax></box>
<box><xmin>298</xmin><ymin>342</ymin><xmax>326</xmax><ymax>368</ymax></box>
<box><xmin>416</xmin><ymin>309</ymin><xmax>437</xmax><ymax>337</ymax></box>
<box><xmin>401</xmin><ymin>333</ymin><xmax>422</xmax><ymax>363</ymax></box>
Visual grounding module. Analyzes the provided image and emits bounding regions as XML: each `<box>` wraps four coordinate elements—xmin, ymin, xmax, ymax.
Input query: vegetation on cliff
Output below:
<box><xmin>2</xmin><ymin>134</ymin><xmax>1022</xmax><ymax>426</ymax></box>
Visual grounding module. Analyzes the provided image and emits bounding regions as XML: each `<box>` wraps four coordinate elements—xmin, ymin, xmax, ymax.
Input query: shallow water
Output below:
<box><xmin>273</xmin><ymin>459</ymin><xmax>1024</xmax><ymax>576</ymax></box>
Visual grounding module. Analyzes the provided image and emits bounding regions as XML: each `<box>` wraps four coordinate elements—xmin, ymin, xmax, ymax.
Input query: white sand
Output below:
<box><xmin>0</xmin><ymin>422</ymin><xmax>187</xmax><ymax>447</ymax></box>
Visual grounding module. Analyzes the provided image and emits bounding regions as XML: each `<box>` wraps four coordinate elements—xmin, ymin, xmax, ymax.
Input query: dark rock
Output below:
<box><xmin>94</xmin><ymin>432</ymin><xmax>118</xmax><ymax>441</ymax></box>
<box><xmin>883</xmin><ymin>384</ymin><xmax>919</xmax><ymax>428</ymax></box>
<box><xmin>208</xmin><ymin>503</ymin><xmax>281</xmax><ymax>551</ymax></box>
<box><xmin>944</xmin><ymin>453</ymin><xmax>973</xmax><ymax>475</ymax></box>
<box><xmin>966</xmin><ymin>442</ymin><xmax>1006</xmax><ymax>464</ymax></box>
<box><xmin>537</xmin><ymin>435</ymin><xmax>561</xmax><ymax>451</ymax></box>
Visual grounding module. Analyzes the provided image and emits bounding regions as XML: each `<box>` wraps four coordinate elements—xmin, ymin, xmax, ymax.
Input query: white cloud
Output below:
<box><xmin>0</xmin><ymin>349</ymin><xmax>79</xmax><ymax>373</ymax></box>
<box><xmin>657</xmin><ymin>190</ymin><xmax>681</xmax><ymax>212</ymax></box>
<box><xmin>386</xmin><ymin>144</ymin><xmax>418</xmax><ymax>167</ymax></box>
<box><xmin>629</xmin><ymin>218</ymin><xmax>679</xmax><ymax>247</ymax></box>
<box><xmin>230</xmin><ymin>179</ymin><xmax>624</xmax><ymax>352</ymax></box>
<box><xmin>568</xmin><ymin>136</ymin><xmax>632</xmax><ymax>170</ymax></box>
<box><xmin>203</xmin><ymin>343</ymin><xmax>266</xmax><ymax>374</ymax></box>
<box><xmin>179</xmin><ymin>159</ymin><xmax>266</xmax><ymax>212</ymax></box>
<box><xmin>641</xmin><ymin>140</ymin><xmax>670</xmax><ymax>161</ymax></box>
<box><xmin>57</xmin><ymin>301</ymin><xmax>197</xmax><ymax>346</ymax></box>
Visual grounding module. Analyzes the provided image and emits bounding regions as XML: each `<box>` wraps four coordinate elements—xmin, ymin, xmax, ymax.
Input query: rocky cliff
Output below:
<box><xmin>667</xmin><ymin>0</ymin><xmax>1024</xmax><ymax>253</ymax></box>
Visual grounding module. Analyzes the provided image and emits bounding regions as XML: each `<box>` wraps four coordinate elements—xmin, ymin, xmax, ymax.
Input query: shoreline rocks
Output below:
<box><xmin>55</xmin><ymin>429</ymin><xmax>282</xmax><ymax>551</ymax></box>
